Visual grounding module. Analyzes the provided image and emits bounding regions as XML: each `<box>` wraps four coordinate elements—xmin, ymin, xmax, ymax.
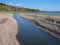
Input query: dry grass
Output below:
<box><xmin>20</xmin><ymin>13</ymin><xmax>60</xmax><ymax>40</ymax></box>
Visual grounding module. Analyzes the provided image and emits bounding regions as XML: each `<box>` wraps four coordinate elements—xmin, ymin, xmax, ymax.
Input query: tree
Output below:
<box><xmin>0</xmin><ymin>3</ymin><xmax>6</xmax><ymax>5</ymax></box>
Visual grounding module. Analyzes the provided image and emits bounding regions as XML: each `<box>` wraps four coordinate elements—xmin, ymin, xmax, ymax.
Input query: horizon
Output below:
<box><xmin>0</xmin><ymin>0</ymin><xmax>60</xmax><ymax>11</ymax></box>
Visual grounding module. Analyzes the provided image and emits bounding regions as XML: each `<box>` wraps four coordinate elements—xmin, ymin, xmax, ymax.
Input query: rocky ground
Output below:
<box><xmin>0</xmin><ymin>13</ymin><xmax>20</xmax><ymax>45</ymax></box>
<box><xmin>19</xmin><ymin>13</ymin><xmax>60</xmax><ymax>40</ymax></box>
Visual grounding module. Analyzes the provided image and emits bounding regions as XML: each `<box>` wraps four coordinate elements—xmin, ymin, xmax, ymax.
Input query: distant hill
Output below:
<box><xmin>0</xmin><ymin>3</ymin><xmax>40</xmax><ymax>12</ymax></box>
<box><xmin>41</xmin><ymin>11</ymin><xmax>60</xmax><ymax>13</ymax></box>
<box><xmin>0</xmin><ymin>3</ymin><xmax>18</xmax><ymax>12</ymax></box>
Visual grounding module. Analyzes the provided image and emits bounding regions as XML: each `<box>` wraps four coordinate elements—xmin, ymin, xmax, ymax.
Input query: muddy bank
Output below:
<box><xmin>0</xmin><ymin>13</ymin><xmax>20</xmax><ymax>45</ymax></box>
<box><xmin>19</xmin><ymin>13</ymin><xmax>60</xmax><ymax>40</ymax></box>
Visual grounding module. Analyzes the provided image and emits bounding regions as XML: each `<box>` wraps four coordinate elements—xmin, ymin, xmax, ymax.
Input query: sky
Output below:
<box><xmin>0</xmin><ymin>0</ymin><xmax>60</xmax><ymax>11</ymax></box>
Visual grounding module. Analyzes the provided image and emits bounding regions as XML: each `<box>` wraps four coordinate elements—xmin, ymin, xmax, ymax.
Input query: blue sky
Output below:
<box><xmin>0</xmin><ymin>0</ymin><xmax>60</xmax><ymax>11</ymax></box>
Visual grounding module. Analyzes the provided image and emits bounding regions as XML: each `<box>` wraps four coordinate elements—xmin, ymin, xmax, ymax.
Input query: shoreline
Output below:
<box><xmin>0</xmin><ymin>12</ymin><xmax>20</xmax><ymax>45</ymax></box>
<box><xmin>19</xmin><ymin>13</ymin><xmax>60</xmax><ymax>40</ymax></box>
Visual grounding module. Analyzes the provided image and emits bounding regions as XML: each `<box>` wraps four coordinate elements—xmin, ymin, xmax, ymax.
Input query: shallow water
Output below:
<box><xmin>25</xmin><ymin>11</ymin><xmax>60</xmax><ymax>15</ymax></box>
<box><xmin>14</xmin><ymin>14</ymin><xmax>60</xmax><ymax>45</ymax></box>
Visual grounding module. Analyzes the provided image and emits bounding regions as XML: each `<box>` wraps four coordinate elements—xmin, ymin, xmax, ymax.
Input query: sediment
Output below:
<box><xmin>0</xmin><ymin>13</ymin><xmax>20</xmax><ymax>45</ymax></box>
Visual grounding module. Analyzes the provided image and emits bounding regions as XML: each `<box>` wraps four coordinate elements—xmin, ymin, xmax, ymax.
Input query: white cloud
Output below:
<box><xmin>15</xmin><ymin>4</ymin><xmax>23</xmax><ymax>7</ymax></box>
<box><xmin>8</xmin><ymin>3</ymin><xmax>13</xmax><ymax>5</ymax></box>
<box><xmin>8</xmin><ymin>3</ymin><xmax>23</xmax><ymax>7</ymax></box>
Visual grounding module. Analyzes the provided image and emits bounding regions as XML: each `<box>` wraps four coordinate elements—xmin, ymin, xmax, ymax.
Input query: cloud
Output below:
<box><xmin>15</xmin><ymin>4</ymin><xmax>23</xmax><ymax>7</ymax></box>
<box><xmin>8</xmin><ymin>3</ymin><xmax>23</xmax><ymax>7</ymax></box>
<box><xmin>8</xmin><ymin>3</ymin><xmax>13</xmax><ymax>5</ymax></box>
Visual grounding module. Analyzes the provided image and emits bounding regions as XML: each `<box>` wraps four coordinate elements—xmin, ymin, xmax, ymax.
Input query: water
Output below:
<box><xmin>14</xmin><ymin>14</ymin><xmax>60</xmax><ymax>45</ymax></box>
<box><xmin>25</xmin><ymin>11</ymin><xmax>60</xmax><ymax>15</ymax></box>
